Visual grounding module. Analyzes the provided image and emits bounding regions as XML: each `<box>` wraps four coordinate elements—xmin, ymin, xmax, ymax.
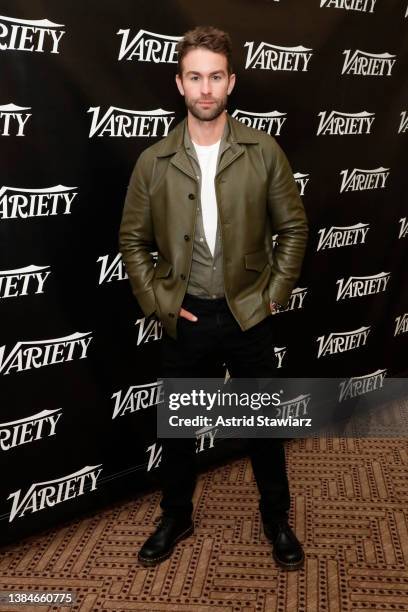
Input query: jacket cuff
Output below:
<box><xmin>136</xmin><ymin>289</ymin><xmax>156</xmax><ymax>318</ymax></box>
<box><xmin>268</xmin><ymin>280</ymin><xmax>292</xmax><ymax>309</ymax></box>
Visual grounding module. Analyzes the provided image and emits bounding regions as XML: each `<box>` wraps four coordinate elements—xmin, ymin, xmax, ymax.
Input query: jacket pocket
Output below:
<box><xmin>154</xmin><ymin>257</ymin><xmax>173</xmax><ymax>279</ymax></box>
<box><xmin>244</xmin><ymin>249</ymin><xmax>269</xmax><ymax>272</ymax></box>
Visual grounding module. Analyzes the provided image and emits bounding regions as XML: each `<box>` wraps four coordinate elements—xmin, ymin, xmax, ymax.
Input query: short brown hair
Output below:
<box><xmin>176</xmin><ymin>26</ymin><xmax>233</xmax><ymax>76</ymax></box>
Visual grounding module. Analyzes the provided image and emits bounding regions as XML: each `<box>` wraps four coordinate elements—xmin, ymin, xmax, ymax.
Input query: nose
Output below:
<box><xmin>200</xmin><ymin>77</ymin><xmax>212</xmax><ymax>95</ymax></box>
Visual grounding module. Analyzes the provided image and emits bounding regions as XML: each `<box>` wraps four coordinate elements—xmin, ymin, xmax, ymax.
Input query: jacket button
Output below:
<box><xmin>188</xmin><ymin>193</ymin><xmax>195</xmax><ymax>200</ymax></box>
<box><xmin>184</xmin><ymin>234</ymin><xmax>190</xmax><ymax>241</ymax></box>
<box><xmin>180</xmin><ymin>274</ymin><xmax>186</xmax><ymax>280</ymax></box>
<box><xmin>168</xmin><ymin>313</ymin><xmax>175</xmax><ymax>318</ymax></box>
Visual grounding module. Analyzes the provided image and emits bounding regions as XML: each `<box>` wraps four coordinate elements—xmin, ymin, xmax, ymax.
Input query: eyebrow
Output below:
<box><xmin>185</xmin><ymin>70</ymin><xmax>226</xmax><ymax>76</ymax></box>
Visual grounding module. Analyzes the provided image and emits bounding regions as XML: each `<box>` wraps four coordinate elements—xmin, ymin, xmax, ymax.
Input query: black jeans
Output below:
<box><xmin>158</xmin><ymin>293</ymin><xmax>291</xmax><ymax>523</ymax></box>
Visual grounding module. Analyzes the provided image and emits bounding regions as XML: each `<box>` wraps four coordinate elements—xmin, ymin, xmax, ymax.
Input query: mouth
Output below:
<box><xmin>198</xmin><ymin>101</ymin><xmax>215</xmax><ymax>106</ymax></box>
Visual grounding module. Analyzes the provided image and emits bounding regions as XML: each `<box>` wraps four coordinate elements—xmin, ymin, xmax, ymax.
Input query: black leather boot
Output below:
<box><xmin>138</xmin><ymin>514</ymin><xmax>194</xmax><ymax>567</ymax></box>
<box><xmin>263</xmin><ymin>519</ymin><xmax>305</xmax><ymax>570</ymax></box>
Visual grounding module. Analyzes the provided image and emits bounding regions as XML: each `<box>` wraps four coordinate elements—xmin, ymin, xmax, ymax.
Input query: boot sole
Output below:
<box><xmin>138</xmin><ymin>524</ymin><xmax>194</xmax><ymax>567</ymax></box>
<box><xmin>272</xmin><ymin>549</ymin><xmax>305</xmax><ymax>571</ymax></box>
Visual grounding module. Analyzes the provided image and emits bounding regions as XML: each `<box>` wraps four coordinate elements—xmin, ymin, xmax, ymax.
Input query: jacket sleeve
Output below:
<box><xmin>266</xmin><ymin>139</ymin><xmax>309</xmax><ymax>307</ymax></box>
<box><xmin>119</xmin><ymin>152</ymin><xmax>156</xmax><ymax>317</ymax></box>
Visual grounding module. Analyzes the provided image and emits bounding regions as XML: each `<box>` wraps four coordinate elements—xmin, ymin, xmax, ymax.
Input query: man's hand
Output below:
<box><xmin>269</xmin><ymin>301</ymin><xmax>283</xmax><ymax>315</ymax></box>
<box><xmin>179</xmin><ymin>307</ymin><xmax>198</xmax><ymax>322</ymax></box>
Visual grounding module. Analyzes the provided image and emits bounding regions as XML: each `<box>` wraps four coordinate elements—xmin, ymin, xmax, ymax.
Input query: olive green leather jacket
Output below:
<box><xmin>119</xmin><ymin>113</ymin><xmax>308</xmax><ymax>339</ymax></box>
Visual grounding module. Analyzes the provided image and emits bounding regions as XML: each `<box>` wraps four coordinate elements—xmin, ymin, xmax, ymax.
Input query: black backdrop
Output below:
<box><xmin>1</xmin><ymin>0</ymin><xmax>407</xmax><ymax>545</ymax></box>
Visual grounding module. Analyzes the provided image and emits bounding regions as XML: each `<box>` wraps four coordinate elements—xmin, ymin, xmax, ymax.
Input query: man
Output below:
<box><xmin>119</xmin><ymin>26</ymin><xmax>308</xmax><ymax>570</ymax></box>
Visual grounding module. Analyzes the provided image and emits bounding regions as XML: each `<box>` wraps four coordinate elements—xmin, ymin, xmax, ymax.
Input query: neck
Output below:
<box><xmin>187</xmin><ymin>111</ymin><xmax>227</xmax><ymax>145</ymax></box>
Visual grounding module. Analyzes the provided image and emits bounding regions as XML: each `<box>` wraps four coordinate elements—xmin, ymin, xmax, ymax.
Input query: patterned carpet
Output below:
<box><xmin>1</xmin><ymin>437</ymin><xmax>408</xmax><ymax>612</ymax></box>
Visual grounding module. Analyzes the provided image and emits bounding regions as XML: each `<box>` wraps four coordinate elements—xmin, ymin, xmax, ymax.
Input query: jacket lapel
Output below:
<box><xmin>216</xmin><ymin>114</ymin><xmax>258</xmax><ymax>176</ymax></box>
<box><xmin>170</xmin><ymin>149</ymin><xmax>197</xmax><ymax>181</ymax></box>
<box><xmin>155</xmin><ymin>118</ymin><xmax>197</xmax><ymax>181</ymax></box>
<box><xmin>216</xmin><ymin>144</ymin><xmax>245</xmax><ymax>177</ymax></box>
<box><xmin>154</xmin><ymin>113</ymin><xmax>258</xmax><ymax>181</ymax></box>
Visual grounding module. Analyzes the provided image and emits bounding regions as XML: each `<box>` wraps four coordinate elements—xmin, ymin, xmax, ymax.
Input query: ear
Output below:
<box><xmin>227</xmin><ymin>73</ymin><xmax>236</xmax><ymax>96</ymax></box>
<box><xmin>175</xmin><ymin>73</ymin><xmax>185</xmax><ymax>96</ymax></box>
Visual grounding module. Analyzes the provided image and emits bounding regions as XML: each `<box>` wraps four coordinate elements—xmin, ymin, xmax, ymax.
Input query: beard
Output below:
<box><xmin>184</xmin><ymin>94</ymin><xmax>228</xmax><ymax>122</ymax></box>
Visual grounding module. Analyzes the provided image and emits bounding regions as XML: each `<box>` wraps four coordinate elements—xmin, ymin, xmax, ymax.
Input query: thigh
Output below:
<box><xmin>160</xmin><ymin>312</ymin><xmax>225</xmax><ymax>379</ymax></box>
<box><xmin>224</xmin><ymin>315</ymin><xmax>277</xmax><ymax>378</ymax></box>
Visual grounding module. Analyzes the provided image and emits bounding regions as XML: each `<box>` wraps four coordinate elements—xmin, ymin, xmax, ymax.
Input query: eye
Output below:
<box><xmin>212</xmin><ymin>74</ymin><xmax>222</xmax><ymax>80</ymax></box>
<box><xmin>190</xmin><ymin>75</ymin><xmax>199</xmax><ymax>81</ymax></box>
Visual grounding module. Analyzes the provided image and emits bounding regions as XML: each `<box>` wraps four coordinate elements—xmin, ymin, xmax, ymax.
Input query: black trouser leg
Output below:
<box><xmin>158</xmin><ymin>296</ymin><xmax>225</xmax><ymax>518</ymax></box>
<box><xmin>221</xmin><ymin>308</ymin><xmax>291</xmax><ymax>522</ymax></box>
<box><xmin>159</xmin><ymin>436</ymin><xmax>197</xmax><ymax>518</ymax></box>
<box><xmin>158</xmin><ymin>294</ymin><xmax>290</xmax><ymax>521</ymax></box>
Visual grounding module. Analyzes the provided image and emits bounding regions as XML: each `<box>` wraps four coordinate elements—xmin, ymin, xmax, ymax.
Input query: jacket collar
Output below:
<box><xmin>155</xmin><ymin>112</ymin><xmax>258</xmax><ymax>159</ymax></box>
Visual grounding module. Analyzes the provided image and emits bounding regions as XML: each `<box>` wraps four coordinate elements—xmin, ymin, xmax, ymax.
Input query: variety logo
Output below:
<box><xmin>340</xmin><ymin>167</ymin><xmax>389</xmax><ymax>192</ymax></box>
<box><xmin>146</xmin><ymin>442</ymin><xmax>162</xmax><ymax>471</ymax></box>
<box><xmin>0</xmin><ymin>409</ymin><xmax>62</xmax><ymax>451</ymax></box>
<box><xmin>0</xmin><ymin>264</ymin><xmax>51</xmax><ymax>299</ymax></box>
<box><xmin>195</xmin><ymin>427</ymin><xmax>218</xmax><ymax>453</ymax></box>
<box><xmin>0</xmin><ymin>103</ymin><xmax>31</xmax><ymax>136</ymax></box>
<box><xmin>7</xmin><ymin>465</ymin><xmax>103</xmax><ymax>522</ymax></box>
<box><xmin>317</xmin><ymin>326</ymin><xmax>371</xmax><ymax>358</ymax></box>
<box><xmin>294</xmin><ymin>172</ymin><xmax>310</xmax><ymax>196</ymax></box>
<box><xmin>145</xmin><ymin>427</ymin><xmax>218</xmax><ymax>471</ymax></box>
<box><xmin>320</xmin><ymin>0</ymin><xmax>377</xmax><ymax>12</ymax></box>
<box><xmin>0</xmin><ymin>185</ymin><xmax>78</xmax><ymax>219</ymax></box>
<box><xmin>244</xmin><ymin>42</ymin><xmax>313</xmax><ymax>71</ymax></box>
<box><xmin>398</xmin><ymin>111</ymin><xmax>408</xmax><ymax>133</ymax></box>
<box><xmin>0</xmin><ymin>15</ymin><xmax>65</xmax><ymax>53</ymax></box>
<box><xmin>231</xmin><ymin>109</ymin><xmax>287</xmax><ymax>135</ymax></box>
<box><xmin>97</xmin><ymin>254</ymin><xmax>128</xmax><ymax>284</ymax></box>
<box><xmin>135</xmin><ymin>317</ymin><xmax>162</xmax><ymax>345</ymax></box>
<box><xmin>276</xmin><ymin>288</ymin><xmax>308</xmax><ymax>312</ymax></box>
<box><xmin>275</xmin><ymin>393</ymin><xmax>311</xmax><ymax>419</ymax></box>
<box><xmin>117</xmin><ymin>29</ymin><xmax>180</xmax><ymax>62</ymax></box>
<box><xmin>0</xmin><ymin>331</ymin><xmax>93</xmax><ymax>376</ymax></box>
<box><xmin>399</xmin><ymin>217</ymin><xmax>408</xmax><ymax>238</ymax></box>
<box><xmin>394</xmin><ymin>313</ymin><xmax>408</xmax><ymax>336</ymax></box>
<box><xmin>338</xmin><ymin>368</ymin><xmax>387</xmax><ymax>402</ymax></box>
<box><xmin>111</xmin><ymin>381</ymin><xmax>163</xmax><ymax>419</ymax></box>
<box><xmin>317</xmin><ymin>222</ymin><xmax>369</xmax><ymax>250</ymax></box>
<box><xmin>87</xmin><ymin>107</ymin><xmax>174</xmax><ymax>138</ymax></box>
<box><xmin>317</xmin><ymin>110</ymin><xmax>375</xmax><ymax>135</ymax></box>
<box><xmin>274</xmin><ymin>346</ymin><xmax>287</xmax><ymax>368</ymax></box>
<box><xmin>336</xmin><ymin>272</ymin><xmax>390</xmax><ymax>300</ymax></box>
<box><xmin>102</xmin><ymin>251</ymin><xmax>156</xmax><ymax>286</ymax></box>
<box><xmin>341</xmin><ymin>50</ymin><xmax>396</xmax><ymax>76</ymax></box>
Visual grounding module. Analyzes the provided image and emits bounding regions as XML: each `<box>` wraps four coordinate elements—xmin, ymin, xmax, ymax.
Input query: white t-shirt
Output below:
<box><xmin>192</xmin><ymin>139</ymin><xmax>221</xmax><ymax>257</ymax></box>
